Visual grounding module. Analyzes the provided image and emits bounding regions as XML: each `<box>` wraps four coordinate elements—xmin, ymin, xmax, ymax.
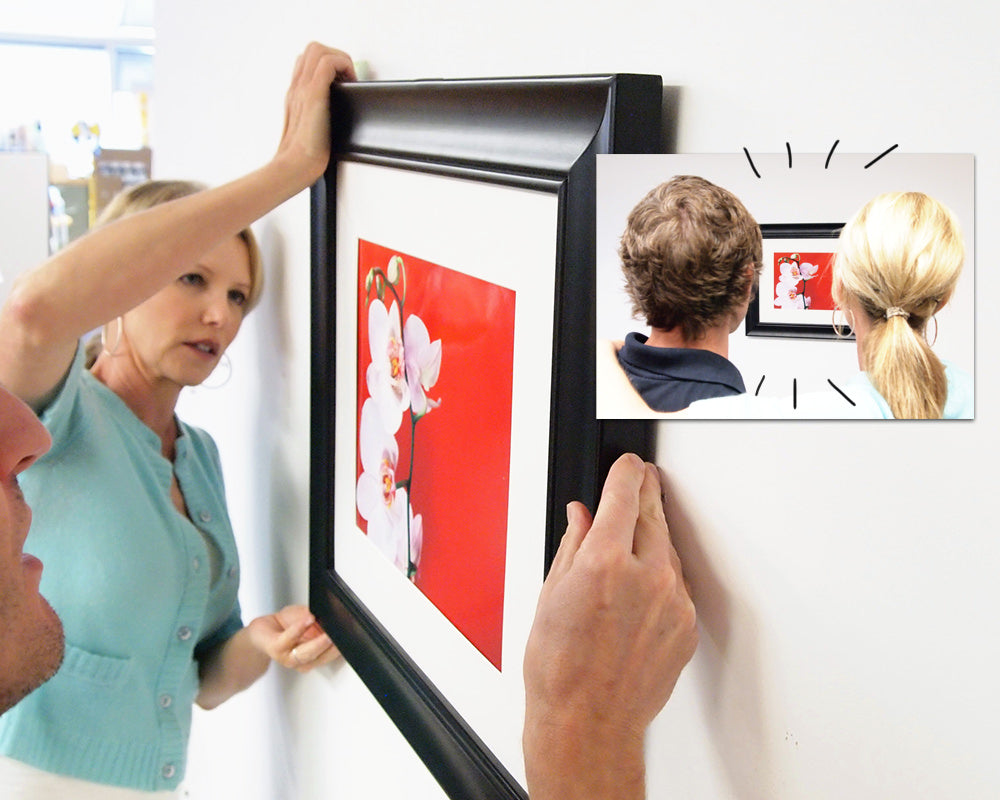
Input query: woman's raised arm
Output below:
<box><xmin>0</xmin><ymin>43</ymin><xmax>354</xmax><ymax>408</ymax></box>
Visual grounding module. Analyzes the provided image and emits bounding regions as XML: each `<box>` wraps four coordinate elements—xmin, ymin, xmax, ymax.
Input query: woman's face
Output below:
<box><xmin>122</xmin><ymin>236</ymin><xmax>253</xmax><ymax>388</ymax></box>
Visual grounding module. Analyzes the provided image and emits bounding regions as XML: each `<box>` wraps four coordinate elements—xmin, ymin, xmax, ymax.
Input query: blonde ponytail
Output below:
<box><xmin>834</xmin><ymin>192</ymin><xmax>964</xmax><ymax>419</ymax></box>
<box><xmin>860</xmin><ymin>312</ymin><xmax>947</xmax><ymax>418</ymax></box>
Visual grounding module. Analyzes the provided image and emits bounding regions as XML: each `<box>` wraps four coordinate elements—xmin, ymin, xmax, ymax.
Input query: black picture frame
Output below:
<box><xmin>309</xmin><ymin>76</ymin><xmax>660</xmax><ymax>800</ymax></box>
<box><xmin>745</xmin><ymin>222</ymin><xmax>850</xmax><ymax>340</ymax></box>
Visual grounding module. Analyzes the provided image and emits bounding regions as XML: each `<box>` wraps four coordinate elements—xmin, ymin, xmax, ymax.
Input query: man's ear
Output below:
<box><xmin>744</xmin><ymin>264</ymin><xmax>757</xmax><ymax>301</ymax></box>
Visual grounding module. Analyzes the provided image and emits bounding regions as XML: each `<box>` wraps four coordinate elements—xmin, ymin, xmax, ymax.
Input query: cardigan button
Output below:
<box><xmin>199</xmin><ymin>510</ymin><xmax>212</xmax><ymax>523</ymax></box>
<box><xmin>177</xmin><ymin>626</ymin><xmax>192</xmax><ymax>641</ymax></box>
<box><xmin>159</xmin><ymin>693</ymin><xmax>173</xmax><ymax>709</ymax></box>
<box><xmin>162</xmin><ymin>763</ymin><xmax>176</xmax><ymax>779</ymax></box>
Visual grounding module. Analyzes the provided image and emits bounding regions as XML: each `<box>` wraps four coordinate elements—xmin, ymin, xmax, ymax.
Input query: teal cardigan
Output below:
<box><xmin>0</xmin><ymin>346</ymin><xmax>243</xmax><ymax>791</ymax></box>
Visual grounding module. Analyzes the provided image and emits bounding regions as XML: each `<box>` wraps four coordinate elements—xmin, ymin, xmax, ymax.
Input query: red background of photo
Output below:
<box><xmin>770</xmin><ymin>250</ymin><xmax>836</xmax><ymax>311</ymax></box>
<box><xmin>356</xmin><ymin>240</ymin><xmax>516</xmax><ymax>671</ymax></box>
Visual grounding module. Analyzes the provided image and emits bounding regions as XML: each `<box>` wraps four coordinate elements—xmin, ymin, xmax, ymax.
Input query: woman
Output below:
<box><xmin>828</xmin><ymin>190</ymin><xmax>970</xmax><ymax>418</ymax></box>
<box><xmin>0</xmin><ymin>43</ymin><xmax>355</xmax><ymax>796</ymax></box>
<box><xmin>682</xmin><ymin>190</ymin><xmax>973</xmax><ymax>419</ymax></box>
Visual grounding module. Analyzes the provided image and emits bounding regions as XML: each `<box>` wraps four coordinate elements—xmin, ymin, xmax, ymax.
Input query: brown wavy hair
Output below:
<box><xmin>618</xmin><ymin>175</ymin><xmax>762</xmax><ymax>341</ymax></box>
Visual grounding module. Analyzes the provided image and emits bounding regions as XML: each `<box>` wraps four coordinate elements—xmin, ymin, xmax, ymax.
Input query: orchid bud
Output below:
<box><xmin>387</xmin><ymin>255</ymin><xmax>403</xmax><ymax>284</ymax></box>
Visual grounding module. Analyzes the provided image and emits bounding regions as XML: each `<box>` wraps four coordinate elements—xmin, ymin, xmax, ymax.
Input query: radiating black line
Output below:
<box><xmin>825</xmin><ymin>139</ymin><xmax>840</xmax><ymax>168</ymax></box>
<box><xmin>792</xmin><ymin>379</ymin><xmax>797</xmax><ymax>410</ymax></box>
<box><xmin>827</xmin><ymin>379</ymin><xmax>857</xmax><ymax>406</ymax></box>
<box><xmin>786</xmin><ymin>142</ymin><xmax>792</xmax><ymax>168</ymax></box>
<box><xmin>755</xmin><ymin>375</ymin><xmax>765</xmax><ymax>396</ymax></box>
<box><xmin>743</xmin><ymin>147</ymin><xmax>761</xmax><ymax>178</ymax></box>
<box><xmin>864</xmin><ymin>144</ymin><xmax>898</xmax><ymax>169</ymax></box>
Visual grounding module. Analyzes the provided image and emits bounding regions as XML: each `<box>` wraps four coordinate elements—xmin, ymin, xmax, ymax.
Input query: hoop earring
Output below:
<box><xmin>202</xmin><ymin>353</ymin><xmax>232</xmax><ymax>389</ymax></box>
<box><xmin>831</xmin><ymin>308</ymin><xmax>854</xmax><ymax>339</ymax></box>
<box><xmin>101</xmin><ymin>317</ymin><xmax>123</xmax><ymax>357</ymax></box>
<box><xmin>926</xmin><ymin>315</ymin><xmax>938</xmax><ymax>347</ymax></box>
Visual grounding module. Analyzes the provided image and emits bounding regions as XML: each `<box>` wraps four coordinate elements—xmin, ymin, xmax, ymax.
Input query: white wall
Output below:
<box><xmin>156</xmin><ymin>2</ymin><xmax>1000</xmax><ymax>798</ymax></box>
<box><xmin>0</xmin><ymin>152</ymin><xmax>49</xmax><ymax>306</ymax></box>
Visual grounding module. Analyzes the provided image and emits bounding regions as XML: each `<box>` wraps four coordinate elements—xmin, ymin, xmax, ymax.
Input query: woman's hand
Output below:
<box><xmin>246</xmin><ymin>604</ymin><xmax>341</xmax><ymax>673</ymax></box>
<box><xmin>0</xmin><ymin>42</ymin><xmax>357</xmax><ymax>409</ymax></box>
<box><xmin>197</xmin><ymin>605</ymin><xmax>340</xmax><ymax>709</ymax></box>
<box><xmin>273</xmin><ymin>42</ymin><xmax>356</xmax><ymax>186</ymax></box>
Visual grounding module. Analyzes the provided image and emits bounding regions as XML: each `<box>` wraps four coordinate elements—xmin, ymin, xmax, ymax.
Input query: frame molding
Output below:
<box><xmin>310</xmin><ymin>76</ymin><xmax>660</xmax><ymax>799</ymax></box>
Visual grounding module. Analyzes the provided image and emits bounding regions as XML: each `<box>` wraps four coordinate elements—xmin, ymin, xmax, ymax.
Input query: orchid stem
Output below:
<box><xmin>406</xmin><ymin>410</ymin><xmax>417</xmax><ymax>579</ymax></box>
<box><xmin>369</xmin><ymin>267</ymin><xmax>405</xmax><ymax>310</ymax></box>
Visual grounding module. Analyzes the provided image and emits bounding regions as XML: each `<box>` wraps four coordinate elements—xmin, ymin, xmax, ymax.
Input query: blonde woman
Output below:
<box><xmin>830</xmin><ymin>190</ymin><xmax>969</xmax><ymax>419</ymax></box>
<box><xmin>0</xmin><ymin>43</ymin><xmax>354</xmax><ymax>797</ymax></box>
<box><xmin>680</xmin><ymin>191</ymin><xmax>972</xmax><ymax>418</ymax></box>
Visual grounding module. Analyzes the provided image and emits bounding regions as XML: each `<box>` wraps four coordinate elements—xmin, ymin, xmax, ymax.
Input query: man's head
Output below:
<box><xmin>619</xmin><ymin>175</ymin><xmax>762</xmax><ymax>342</ymax></box>
<box><xmin>0</xmin><ymin>385</ymin><xmax>63</xmax><ymax>713</ymax></box>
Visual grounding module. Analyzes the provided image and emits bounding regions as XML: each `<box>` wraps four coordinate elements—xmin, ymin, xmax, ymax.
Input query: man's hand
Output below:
<box><xmin>523</xmin><ymin>453</ymin><xmax>697</xmax><ymax>800</ymax></box>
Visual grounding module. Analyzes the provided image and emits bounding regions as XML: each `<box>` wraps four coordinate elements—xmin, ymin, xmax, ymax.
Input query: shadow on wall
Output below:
<box><xmin>661</xmin><ymin>86</ymin><xmax>682</xmax><ymax>155</ymax></box>
<box><xmin>248</xmin><ymin>219</ymin><xmax>300</xmax><ymax>798</ymax></box>
<box><xmin>659</xmin><ymin>467</ymin><xmax>774</xmax><ymax>797</ymax></box>
<box><xmin>252</xmin><ymin>220</ymin><xmax>295</xmax><ymax>606</ymax></box>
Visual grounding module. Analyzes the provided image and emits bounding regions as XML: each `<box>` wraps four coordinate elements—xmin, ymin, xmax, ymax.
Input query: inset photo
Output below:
<box><xmin>596</xmin><ymin>153</ymin><xmax>974</xmax><ymax>419</ymax></box>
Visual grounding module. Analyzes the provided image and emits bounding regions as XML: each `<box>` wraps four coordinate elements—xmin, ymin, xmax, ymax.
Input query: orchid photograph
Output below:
<box><xmin>772</xmin><ymin>252</ymin><xmax>830</xmax><ymax>312</ymax></box>
<box><xmin>771</xmin><ymin>251</ymin><xmax>834</xmax><ymax>313</ymax></box>
<box><xmin>355</xmin><ymin>239</ymin><xmax>517</xmax><ymax>670</ymax></box>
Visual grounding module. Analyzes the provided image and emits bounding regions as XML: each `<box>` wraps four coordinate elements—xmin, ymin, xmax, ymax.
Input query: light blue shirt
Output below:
<box><xmin>0</xmin><ymin>346</ymin><xmax>243</xmax><ymax>791</ymax></box>
<box><xmin>685</xmin><ymin>362</ymin><xmax>974</xmax><ymax>419</ymax></box>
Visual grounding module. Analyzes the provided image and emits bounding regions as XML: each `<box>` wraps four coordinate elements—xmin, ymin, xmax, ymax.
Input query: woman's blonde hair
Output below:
<box><xmin>833</xmin><ymin>192</ymin><xmax>965</xmax><ymax>419</ymax></box>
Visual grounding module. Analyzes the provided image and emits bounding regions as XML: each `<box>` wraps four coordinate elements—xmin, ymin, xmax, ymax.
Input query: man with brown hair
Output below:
<box><xmin>616</xmin><ymin>175</ymin><xmax>762</xmax><ymax>411</ymax></box>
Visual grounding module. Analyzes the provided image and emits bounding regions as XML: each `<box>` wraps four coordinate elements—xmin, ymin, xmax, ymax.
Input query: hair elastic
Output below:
<box><xmin>885</xmin><ymin>307</ymin><xmax>910</xmax><ymax>320</ymax></box>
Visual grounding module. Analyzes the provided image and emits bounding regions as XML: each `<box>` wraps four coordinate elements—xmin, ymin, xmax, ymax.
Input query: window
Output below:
<box><xmin>0</xmin><ymin>0</ymin><xmax>154</xmax><ymax>175</ymax></box>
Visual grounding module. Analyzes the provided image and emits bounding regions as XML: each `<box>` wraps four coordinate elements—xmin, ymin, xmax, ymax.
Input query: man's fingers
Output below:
<box><xmin>632</xmin><ymin>462</ymin><xmax>673</xmax><ymax>560</ymax></box>
<box><xmin>548</xmin><ymin>500</ymin><xmax>594</xmax><ymax>580</ymax></box>
<box><xmin>581</xmin><ymin>452</ymin><xmax>646</xmax><ymax>555</ymax></box>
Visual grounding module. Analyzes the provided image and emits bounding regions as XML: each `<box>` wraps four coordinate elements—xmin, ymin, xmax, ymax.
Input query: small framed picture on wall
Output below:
<box><xmin>746</xmin><ymin>222</ymin><xmax>853</xmax><ymax>339</ymax></box>
<box><xmin>745</xmin><ymin>222</ymin><xmax>850</xmax><ymax>339</ymax></box>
